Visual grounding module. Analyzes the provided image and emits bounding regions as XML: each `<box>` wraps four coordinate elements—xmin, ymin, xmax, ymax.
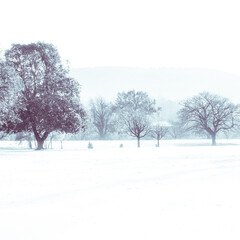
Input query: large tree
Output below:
<box><xmin>4</xmin><ymin>42</ymin><xmax>86</xmax><ymax>149</ymax></box>
<box><xmin>115</xmin><ymin>90</ymin><xmax>155</xmax><ymax>147</ymax></box>
<box><xmin>178</xmin><ymin>92</ymin><xmax>240</xmax><ymax>145</ymax></box>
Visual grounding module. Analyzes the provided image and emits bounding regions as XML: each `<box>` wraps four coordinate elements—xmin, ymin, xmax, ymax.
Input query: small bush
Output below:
<box><xmin>88</xmin><ymin>142</ymin><xmax>93</xmax><ymax>149</ymax></box>
<box><xmin>120</xmin><ymin>143</ymin><xmax>123</xmax><ymax>148</ymax></box>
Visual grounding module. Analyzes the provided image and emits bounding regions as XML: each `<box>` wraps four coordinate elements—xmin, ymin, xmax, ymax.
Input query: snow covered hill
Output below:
<box><xmin>70</xmin><ymin>67</ymin><xmax>240</xmax><ymax>104</ymax></box>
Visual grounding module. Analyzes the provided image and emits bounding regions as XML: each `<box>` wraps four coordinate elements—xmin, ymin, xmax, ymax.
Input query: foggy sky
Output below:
<box><xmin>1</xmin><ymin>0</ymin><xmax>240</xmax><ymax>76</ymax></box>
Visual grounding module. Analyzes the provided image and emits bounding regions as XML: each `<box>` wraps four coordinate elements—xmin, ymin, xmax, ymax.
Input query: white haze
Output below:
<box><xmin>1</xmin><ymin>0</ymin><xmax>240</xmax><ymax>76</ymax></box>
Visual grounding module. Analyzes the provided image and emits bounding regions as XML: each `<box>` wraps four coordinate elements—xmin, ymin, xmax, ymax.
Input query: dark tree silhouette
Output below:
<box><xmin>178</xmin><ymin>92</ymin><xmax>240</xmax><ymax>145</ymax></box>
<box><xmin>126</xmin><ymin>114</ymin><xmax>151</xmax><ymax>147</ymax></box>
<box><xmin>4</xmin><ymin>42</ymin><xmax>86</xmax><ymax>149</ymax></box>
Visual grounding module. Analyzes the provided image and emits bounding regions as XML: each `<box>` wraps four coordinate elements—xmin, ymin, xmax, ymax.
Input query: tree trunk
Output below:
<box><xmin>157</xmin><ymin>137</ymin><xmax>160</xmax><ymax>147</ymax></box>
<box><xmin>137</xmin><ymin>137</ymin><xmax>140</xmax><ymax>148</ymax></box>
<box><xmin>32</xmin><ymin>126</ymin><xmax>49</xmax><ymax>150</ymax></box>
<box><xmin>36</xmin><ymin>139</ymin><xmax>44</xmax><ymax>150</ymax></box>
<box><xmin>28</xmin><ymin>140</ymin><xmax>32</xmax><ymax>149</ymax></box>
<box><xmin>211</xmin><ymin>134</ymin><xmax>216</xmax><ymax>146</ymax></box>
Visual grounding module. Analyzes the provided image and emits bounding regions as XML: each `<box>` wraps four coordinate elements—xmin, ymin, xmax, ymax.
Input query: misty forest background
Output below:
<box><xmin>1</xmin><ymin>42</ymin><xmax>240</xmax><ymax>149</ymax></box>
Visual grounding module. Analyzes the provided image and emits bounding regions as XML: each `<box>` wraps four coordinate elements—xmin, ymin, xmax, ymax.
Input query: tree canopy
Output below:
<box><xmin>0</xmin><ymin>59</ymin><xmax>20</xmax><ymax>139</ymax></box>
<box><xmin>115</xmin><ymin>90</ymin><xmax>155</xmax><ymax>147</ymax></box>
<box><xmin>2</xmin><ymin>42</ymin><xmax>86</xmax><ymax>149</ymax></box>
<box><xmin>178</xmin><ymin>92</ymin><xmax>240</xmax><ymax>145</ymax></box>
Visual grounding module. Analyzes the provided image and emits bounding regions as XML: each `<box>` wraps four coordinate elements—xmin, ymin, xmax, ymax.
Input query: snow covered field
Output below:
<box><xmin>1</xmin><ymin>139</ymin><xmax>240</xmax><ymax>240</ymax></box>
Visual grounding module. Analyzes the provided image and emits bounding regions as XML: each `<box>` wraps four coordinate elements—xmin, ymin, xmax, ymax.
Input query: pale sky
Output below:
<box><xmin>1</xmin><ymin>0</ymin><xmax>240</xmax><ymax>75</ymax></box>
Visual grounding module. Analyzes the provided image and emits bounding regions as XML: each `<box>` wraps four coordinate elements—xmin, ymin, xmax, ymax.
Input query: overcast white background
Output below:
<box><xmin>1</xmin><ymin>0</ymin><xmax>240</xmax><ymax>75</ymax></box>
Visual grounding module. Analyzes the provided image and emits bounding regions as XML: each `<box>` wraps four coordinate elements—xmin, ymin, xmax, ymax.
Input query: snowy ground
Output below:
<box><xmin>1</xmin><ymin>139</ymin><xmax>240</xmax><ymax>240</ymax></box>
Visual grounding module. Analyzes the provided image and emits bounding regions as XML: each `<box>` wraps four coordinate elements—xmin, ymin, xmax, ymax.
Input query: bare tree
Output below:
<box><xmin>115</xmin><ymin>90</ymin><xmax>155</xmax><ymax>147</ymax></box>
<box><xmin>168</xmin><ymin>121</ymin><xmax>187</xmax><ymax>139</ymax></box>
<box><xmin>178</xmin><ymin>92</ymin><xmax>240</xmax><ymax>145</ymax></box>
<box><xmin>150</xmin><ymin>107</ymin><xmax>170</xmax><ymax>147</ymax></box>
<box><xmin>89</xmin><ymin>97</ymin><xmax>115</xmax><ymax>139</ymax></box>
<box><xmin>150</xmin><ymin>125</ymin><xmax>169</xmax><ymax>147</ymax></box>
<box><xmin>126</xmin><ymin>113</ymin><xmax>151</xmax><ymax>147</ymax></box>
